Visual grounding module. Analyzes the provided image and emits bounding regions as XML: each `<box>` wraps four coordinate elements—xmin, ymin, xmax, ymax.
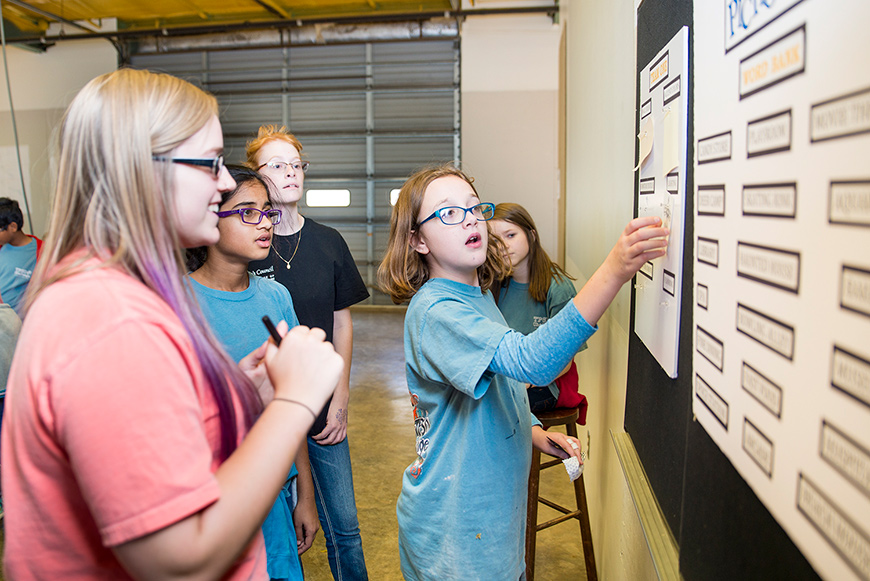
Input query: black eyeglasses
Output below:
<box><xmin>418</xmin><ymin>202</ymin><xmax>496</xmax><ymax>227</ymax></box>
<box><xmin>216</xmin><ymin>207</ymin><xmax>282</xmax><ymax>226</ymax></box>
<box><xmin>152</xmin><ymin>155</ymin><xmax>225</xmax><ymax>178</ymax></box>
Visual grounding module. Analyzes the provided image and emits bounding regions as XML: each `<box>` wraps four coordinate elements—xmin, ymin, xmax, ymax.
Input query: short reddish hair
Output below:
<box><xmin>245</xmin><ymin>125</ymin><xmax>304</xmax><ymax>168</ymax></box>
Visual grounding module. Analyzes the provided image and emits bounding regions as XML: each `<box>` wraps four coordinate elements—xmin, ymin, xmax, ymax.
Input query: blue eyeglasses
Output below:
<box><xmin>418</xmin><ymin>202</ymin><xmax>495</xmax><ymax>227</ymax></box>
<box><xmin>216</xmin><ymin>207</ymin><xmax>282</xmax><ymax>225</ymax></box>
<box><xmin>152</xmin><ymin>155</ymin><xmax>225</xmax><ymax>178</ymax></box>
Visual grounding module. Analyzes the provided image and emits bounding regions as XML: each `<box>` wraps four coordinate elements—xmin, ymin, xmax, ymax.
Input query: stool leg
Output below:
<box><xmin>526</xmin><ymin>447</ymin><xmax>542</xmax><ymax>581</ymax></box>
<box><xmin>568</xmin><ymin>423</ymin><xmax>597</xmax><ymax>581</ymax></box>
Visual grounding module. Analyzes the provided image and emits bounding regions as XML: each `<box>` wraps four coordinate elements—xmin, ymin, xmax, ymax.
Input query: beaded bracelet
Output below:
<box><xmin>272</xmin><ymin>397</ymin><xmax>317</xmax><ymax>420</ymax></box>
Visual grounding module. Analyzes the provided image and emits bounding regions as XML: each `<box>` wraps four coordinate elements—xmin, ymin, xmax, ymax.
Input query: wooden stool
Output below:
<box><xmin>526</xmin><ymin>407</ymin><xmax>597</xmax><ymax>581</ymax></box>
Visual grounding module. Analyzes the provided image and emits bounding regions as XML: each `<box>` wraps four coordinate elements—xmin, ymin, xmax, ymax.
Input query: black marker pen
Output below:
<box><xmin>262</xmin><ymin>315</ymin><xmax>282</xmax><ymax>345</ymax></box>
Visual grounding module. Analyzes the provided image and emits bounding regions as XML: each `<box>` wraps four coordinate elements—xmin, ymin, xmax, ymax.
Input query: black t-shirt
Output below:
<box><xmin>249</xmin><ymin>217</ymin><xmax>370</xmax><ymax>434</ymax></box>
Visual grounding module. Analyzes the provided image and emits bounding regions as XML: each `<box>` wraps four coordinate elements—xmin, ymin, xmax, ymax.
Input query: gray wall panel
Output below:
<box><xmin>131</xmin><ymin>37</ymin><xmax>459</xmax><ymax>304</ymax></box>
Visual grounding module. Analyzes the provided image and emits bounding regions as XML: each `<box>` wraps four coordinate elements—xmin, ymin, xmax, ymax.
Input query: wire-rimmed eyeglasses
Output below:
<box><xmin>152</xmin><ymin>155</ymin><xmax>225</xmax><ymax>178</ymax></box>
<box><xmin>216</xmin><ymin>207</ymin><xmax>282</xmax><ymax>226</ymax></box>
<box><xmin>418</xmin><ymin>202</ymin><xmax>495</xmax><ymax>227</ymax></box>
<box><xmin>258</xmin><ymin>160</ymin><xmax>310</xmax><ymax>174</ymax></box>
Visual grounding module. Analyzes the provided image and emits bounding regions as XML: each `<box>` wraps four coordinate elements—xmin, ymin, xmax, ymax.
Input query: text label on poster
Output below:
<box><xmin>739</xmin><ymin>25</ymin><xmax>806</xmax><ymax>99</ymax></box>
<box><xmin>696</xmin><ymin>373</ymin><xmax>729</xmax><ymax>429</ymax></box>
<box><xmin>699</xmin><ymin>185</ymin><xmax>726</xmax><ymax>216</ymax></box>
<box><xmin>724</xmin><ymin>0</ymin><xmax>806</xmax><ymax>52</ymax></box>
<box><xmin>698</xmin><ymin>131</ymin><xmax>733</xmax><ymax>164</ymax></box>
<box><xmin>747</xmin><ymin>109</ymin><xmax>792</xmax><ymax>157</ymax></box>
<box><xmin>736</xmin><ymin>303</ymin><xmax>795</xmax><ymax>360</ymax></box>
<box><xmin>743</xmin><ymin>183</ymin><xmax>797</xmax><ymax>218</ymax></box>
<box><xmin>828</xmin><ymin>180</ymin><xmax>870</xmax><ymax>226</ymax></box>
<box><xmin>741</xmin><ymin>361</ymin><xmax>783</xmax><ymax>418</ymax></box>
<box><xmin>811</xmin><ymin>87</ymin><xmax>870</xmax><ymax>143</ymax></box>
<box><xmin>743</xmin><ymin>418</ymin><xmax>774</xmax><ymax>477</ymax></box>
<box><xmin>736</xmin><ymin>242</ymin><xmax>801</xmax><ymax>293</ymax></box>
<box><xmin>831</xmin><ymin>346</ymin><xmax>870</xmax><ymax>408</ymax></box>
<box><xmin>797</xmin><ymin>474</ymin><xmax>870</xmax><ymax>580</ymax></box>
<box><xmin>819</xmin><ymin>420</ymin><xmax>870</xmax><ymax>499</ymax></box>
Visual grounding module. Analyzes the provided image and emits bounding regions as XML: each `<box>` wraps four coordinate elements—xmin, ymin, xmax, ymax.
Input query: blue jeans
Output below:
<box><xmin>308</xmin><ymin>435</ymin><xmax>368</xmax><ymax>580</ymax></box>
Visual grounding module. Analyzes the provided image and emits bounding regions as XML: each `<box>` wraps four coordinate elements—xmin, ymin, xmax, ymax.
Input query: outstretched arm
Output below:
<box><xmin>489</xmin><ymin>216</ymin><xmax>667</xmax><ymax>386</ymax></box>
<box><xmin>572</xmin><ymin>215</ymin><xmax>668</xmax><ymax>327</ymax></box>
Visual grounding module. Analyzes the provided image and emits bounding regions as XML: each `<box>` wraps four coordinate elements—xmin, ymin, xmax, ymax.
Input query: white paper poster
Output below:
<box><xmin>693</xmin><ymin>2</ymin><xmax>870</xmax><ymax>579</ymax></box>
<box><xmin>634</xmin><ymin>27</ymin><xmax>689</xmax><ymax>379</ymax></box>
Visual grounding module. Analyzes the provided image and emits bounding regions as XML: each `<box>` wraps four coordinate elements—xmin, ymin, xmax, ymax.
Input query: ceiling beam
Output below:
<box><xmin>251</xmin><ymin>0</ymin><xmax>289</xmax><ymax>20</ymax></box>
<box><xmin>2</xmin><ymin>0</ymin><xmax>99</xmax><ymax>33</ymax></box>
<box><xmin>8</xmin><ymin>4</ymin><xmax>558</xmax><ymax>44</ymax></box>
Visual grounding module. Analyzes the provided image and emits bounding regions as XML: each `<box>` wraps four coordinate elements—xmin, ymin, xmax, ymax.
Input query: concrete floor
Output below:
<box><xmin>299</xmin><ymin>307</ymin><xmax>591</xmax><ymax>581</ymax></box>
<box><xmin>0</xmin><ymin>307</ymin><xmax>590</xmax><ymax>580</ymax></box>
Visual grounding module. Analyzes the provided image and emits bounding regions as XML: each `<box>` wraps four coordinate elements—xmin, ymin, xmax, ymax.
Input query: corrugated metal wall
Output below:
<box><xmin>131</xmin><ymin>37</ymin><xmax>460</xmax><ymax>304</ymax></box>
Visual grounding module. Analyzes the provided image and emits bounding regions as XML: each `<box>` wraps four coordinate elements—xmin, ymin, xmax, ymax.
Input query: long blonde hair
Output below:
<box><xmin>378</xmin><ymin>164</ymin><xmax>510</xmax><ymax>303</ymax></box>
<box><xmin>29</xmin><ymin>68</ymin><xmax>261</xmax><ymax>460</ymax></box>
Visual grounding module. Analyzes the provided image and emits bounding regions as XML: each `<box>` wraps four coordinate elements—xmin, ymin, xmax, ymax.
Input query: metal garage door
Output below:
<box><xmin>129</xmin><ymin>30</ymin><xmax>460</xmax><ymax>304</ymax></box>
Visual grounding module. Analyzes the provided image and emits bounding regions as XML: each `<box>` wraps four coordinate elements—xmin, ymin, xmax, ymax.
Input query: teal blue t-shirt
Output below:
<box><xmin>497</xmin><ymin>275</ymin><xmax>586</xmax><ymax>398</ymax></box>
<box><xmin>188</xmin><ymin>273</ymin><xmax>299</xmax><ymax>361</ymax></box>
<box><xmin>396</xmin><ymin>278</ymin><xmax>532</xmax><ymax>580</ymax></box>
<box><xmin>398</xmin><ymin>277</ymin><xmax>596</xmax><ymax>580</ymax></box>
<box><xmin>398</xmin><ymin>278</ymin><xmax>534</xmax><ymax>581</ymax></box>
<box><xmin>0</xmin><ymin>237</ymin><xmax>37</xmax><ymax>316</ymax></box>
<box><xmin>188</xmin><ymin>273</ymin><xmax>303</xmax><ymax>581</ymax></box>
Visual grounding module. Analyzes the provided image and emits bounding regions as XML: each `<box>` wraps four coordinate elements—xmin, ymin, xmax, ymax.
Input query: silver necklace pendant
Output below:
<box><xmin>272</xmin><ymin>223</ymin><xmax>301</xmax><ymax>270</ymax></box>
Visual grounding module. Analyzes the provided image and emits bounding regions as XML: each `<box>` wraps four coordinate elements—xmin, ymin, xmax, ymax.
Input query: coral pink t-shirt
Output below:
<box><xmin>1</xmin><ymin>258</ymin><xmax>266</xmax><ymax>579</ymax></box>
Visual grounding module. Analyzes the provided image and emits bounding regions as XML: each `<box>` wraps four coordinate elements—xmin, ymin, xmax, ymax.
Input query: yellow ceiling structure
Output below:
<box><xmin>1</xmin><ymin>0</ymin><xmax>471</xmax><ymax>37</ymax></box>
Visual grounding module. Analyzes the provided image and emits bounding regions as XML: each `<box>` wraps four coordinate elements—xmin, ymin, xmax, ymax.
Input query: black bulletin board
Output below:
<box><xmin>624</xmin><ymin>1</ymin><xmax>821</xmax><ymax>579</ymax></box>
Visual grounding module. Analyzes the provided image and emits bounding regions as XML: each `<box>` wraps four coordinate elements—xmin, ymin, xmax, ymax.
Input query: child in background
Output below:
<box><xmin>186</xmin><ymin>165</ymin><xmax>319</xmax><ymax>581</ymax></box>
<box><xmin>377</xmin><ymin>165</ymin><xmax>667</xmax><ymax>580</ymax></box>
<box><xmin>2</xmin><ymin>68</ymin><xmax>342</xmax><ymax>580</ymax></box>
<box><xmin>491</xmin><ymin>202</ymin><xmax>587</xmax><ymax>414</ymax></box>
<box><xmin>246</xmin><ymin>125</ymin><xmax>370</xmax><ymax>580</ymax></box>
<box><xmin>0</xmin><ymin>198</ymin><xmax>42</xmax><ymax>316</ymax></box>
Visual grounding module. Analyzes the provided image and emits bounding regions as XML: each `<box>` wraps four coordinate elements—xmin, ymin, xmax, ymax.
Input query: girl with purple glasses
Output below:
<box><xmin>187</xmin><ymin>164</ymin><xmax>319</xmax><ymax>581</ymax></box>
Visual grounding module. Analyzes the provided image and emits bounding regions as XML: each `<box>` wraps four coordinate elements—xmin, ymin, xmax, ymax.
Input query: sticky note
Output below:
<box><xmin>638</xmin><ymin>116</ymin><xmax>654</xmax><ymax>169</ymax></box>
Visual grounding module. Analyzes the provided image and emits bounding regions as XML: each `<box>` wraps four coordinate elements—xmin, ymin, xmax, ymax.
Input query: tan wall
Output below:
<box><xmin>0</xmin><ymin>40</ymin><xmax>116</xmax><ymax>236</ymax></box>
<box><xmin>462</xmin><ymin>89</ymin><xmax>560</xmax><ymax>255</ymax></box>
<box><xmin>564</xmin><ymin>0</ymin><xmax>660</xmax><ymax>578</ymax></box>
<box><xmin>461</xmin><ymin>13</ymin><xmax>562</xmax><ymax>260</ymax></box>
<box><xmin>0</xmin><ymin>109</ymin><xmax>65</xmax><ymax>237</ymax></box>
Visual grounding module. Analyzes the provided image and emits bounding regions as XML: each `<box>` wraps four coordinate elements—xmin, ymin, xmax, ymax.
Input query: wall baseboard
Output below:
<box><xmin>611</xmin><ymin>430</ymin><xmax>682</xmax><ymax>581</ymax></box>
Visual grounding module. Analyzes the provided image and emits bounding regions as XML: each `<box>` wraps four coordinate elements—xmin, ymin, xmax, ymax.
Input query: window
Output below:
<box><xmin>307</xmin><ymin>189</ymin><xmax>351</xmax><ymax>207</ymax></box>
